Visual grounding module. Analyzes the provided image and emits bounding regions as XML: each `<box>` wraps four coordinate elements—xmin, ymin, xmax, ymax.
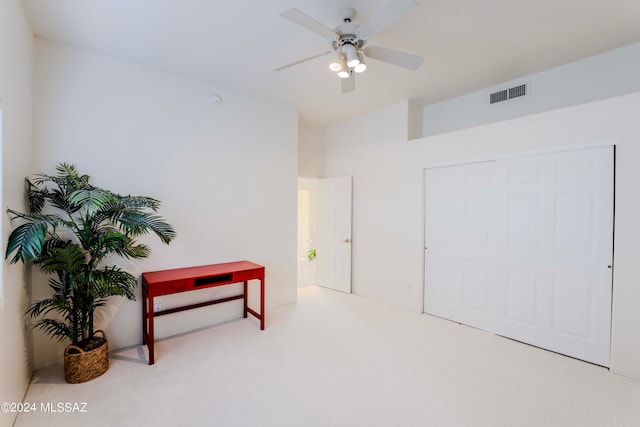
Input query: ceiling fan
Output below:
<box><xmin>275</xmin><ymin>0</ymin><xmax>425</xmax><ymax>94</ymax></box>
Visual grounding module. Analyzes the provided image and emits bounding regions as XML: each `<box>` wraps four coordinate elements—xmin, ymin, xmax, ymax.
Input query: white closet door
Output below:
<box><xmin>494</xmin><ymin>146</ymin><xmax>614</xmax><ymax>366</ymax></box>
<box><xmin>424</xmin><ymin>146</ymin><xmax>614</xmax><ymax>367</ymax></box>
<box><xmin>424</xmin><ymin>161</ymin><xmax>496</xmax><ymax>331</ymax></box>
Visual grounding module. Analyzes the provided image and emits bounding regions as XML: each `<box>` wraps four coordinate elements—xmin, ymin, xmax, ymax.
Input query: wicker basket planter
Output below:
<box><xmin>64</xmin><ymin>330</ymin><xmax>109</xmax><ymax>384</ymax></box>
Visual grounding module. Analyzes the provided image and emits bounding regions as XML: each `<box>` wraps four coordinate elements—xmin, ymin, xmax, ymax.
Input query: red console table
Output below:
<box><xmin>142</xmin><ymin>261</ymin><xmax>265</xmax><ymax>364</ymax></box>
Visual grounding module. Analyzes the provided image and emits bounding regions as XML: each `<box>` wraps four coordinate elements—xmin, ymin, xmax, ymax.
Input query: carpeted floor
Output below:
<box><xmin>15</xmin><ymin>286</ymin><xmax>640</xmax><ymax>426</ymax></box>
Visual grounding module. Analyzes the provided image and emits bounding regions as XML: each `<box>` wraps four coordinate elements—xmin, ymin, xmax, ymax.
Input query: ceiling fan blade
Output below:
<box><xmin>274</xmin><ymin>52</ymin><xmax>330</xmax><ymax>71</ymax></box>
<box><xmin>341</xmin><ymin>73</ymin><xmax>356</xmax><ymax>94</ymax></box>
<box><xmin>280</xmin><ymin>8</ymin><xmax>338</xmax><ymax>40</ymax></box>
<box><xmin>356</xmin><ymin>0</ymin><xmax>417</xmax><ymax>40</ymax></box>
<box><xmin>364</xmin><ymin>45</ymin><xmax>424</xmax><ymax>70</ymax></box>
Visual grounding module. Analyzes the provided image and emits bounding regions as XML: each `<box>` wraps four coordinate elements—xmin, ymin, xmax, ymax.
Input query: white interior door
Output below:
<box><xmin>424</xmin><ymin>146</ymin><xmax>614</xmax><ymax>366</ymax></box>
<box><xmin>424</xmin><ymin>161</ymin><xmax>496</xmax><ymax>331</ymax></box>
<box><xmin>317</xmin><ymin>176</ymin><xmax>353</xmax><ymax>293</ymax></box>
<box><xmin>494</xmin><ymin>147</ymin><xmax>614</xmax><ymax>366</ymax></box>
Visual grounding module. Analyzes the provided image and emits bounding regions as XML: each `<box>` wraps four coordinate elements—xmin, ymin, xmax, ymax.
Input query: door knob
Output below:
<box><xmin>342</xmin><ymin>238</ymin><xmax>351</xmax><ymax>243</ymax></box>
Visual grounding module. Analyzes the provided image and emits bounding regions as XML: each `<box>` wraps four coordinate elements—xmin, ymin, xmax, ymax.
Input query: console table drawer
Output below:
<box><xmin>152</xmin><ymin>280</ymin><xmax>192</xmax><ymax>296</ymax></box>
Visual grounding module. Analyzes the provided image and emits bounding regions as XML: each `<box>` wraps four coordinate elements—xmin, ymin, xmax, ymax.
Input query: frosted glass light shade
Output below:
<box><xmin>354</xmin><ymin>54</ymin><xmax>366</xmax><ymax>73</ymax></box>
<box><xmin>329</xmin><ymin>51</ymin><xmax>343</xmax><ymax>72</ymax></box>
<box><xmin>342</xmin><ymin>44</ymin><xmax>360</xmax><ymax>68</ymax></box>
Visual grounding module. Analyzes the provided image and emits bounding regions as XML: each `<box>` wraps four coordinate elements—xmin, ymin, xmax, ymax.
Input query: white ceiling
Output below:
<box><xmin>21</xmin><ymin>0</ymin><xmax>640</xmax><ymax>126</ymax></box>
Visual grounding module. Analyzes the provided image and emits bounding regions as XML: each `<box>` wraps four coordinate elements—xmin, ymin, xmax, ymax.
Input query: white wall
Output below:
<box><xmin>31</xmin><ymin>39</ymin><xmax>298</xmax><ymax>368</ymax></box>
<box><xmin>422</xmin><ymin>41</ymin><xmax>640</xmax><ymax>137</ymax></box>
<box><xmin>298</xmin><ymin>123</ymin><xmax>325</xmax><ymax>178</ymax></box>
<box><xmin>0</xmin><ymin>1</ymin><xmax>33</xmax><ymax>426</ymax></box>
<box><xmin>324</xmin><ymin>93</ymin><xmax>640</xmax><ymax>380</ymax></box>
<box><xmin>325</xmin><ymin>102</ymin><xmax>422</xmax><ymax>309</ymax></box>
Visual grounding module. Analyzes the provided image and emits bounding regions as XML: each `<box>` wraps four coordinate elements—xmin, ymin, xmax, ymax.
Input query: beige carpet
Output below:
<box><xmin>15</xmin><ymin>286</ymin><xmax>640</xmax><ymax>427</ymax></box>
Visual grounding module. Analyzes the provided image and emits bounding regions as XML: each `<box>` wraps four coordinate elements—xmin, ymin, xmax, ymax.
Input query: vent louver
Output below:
<box><xmin>490</xmin><ymin>83</ymin><xmax>527</xmax><ymax>104</ymax></box>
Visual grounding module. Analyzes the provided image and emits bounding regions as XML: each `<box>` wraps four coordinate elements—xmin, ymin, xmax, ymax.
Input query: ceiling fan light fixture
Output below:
<box><xmin>342</xmin><ymin>43</ymin><xmax>360</xmax><ymax>68</ymax></box>
<box><xmin>328</xmin><ymin>51</ymin><xmax>343</xmax><ymax>71</ymax></box>
<box><xmin>276</xmin><ymin>5</ymin><xmax>425</xmax><ymax>94</ymax></box>
<box><xmin>354</xmin><ymin>54</ymin><xmax>366</xmax><ymax>73</ymax></box>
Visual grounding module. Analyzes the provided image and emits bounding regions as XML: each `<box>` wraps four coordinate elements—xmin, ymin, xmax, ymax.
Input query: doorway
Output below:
<box><xmin>297</xmin><ymin>178</ymin><xmax>318</xmax><ymax>288</ymax></box>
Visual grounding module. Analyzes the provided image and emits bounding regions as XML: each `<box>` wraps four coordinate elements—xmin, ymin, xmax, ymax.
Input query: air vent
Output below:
<box><xmin>490</xmin><ymin>89</ymin><xmax>508</xmax><ymax>104</ymax></box>
<box><xmin>509</xmin><ymin>84</ymin><xmax>526</xmax><ymax>99</ymax></box>
<box><xmin>490</xmin><ymin>83</ymin><xmax>527</xmax><ymax>104</ymax></box>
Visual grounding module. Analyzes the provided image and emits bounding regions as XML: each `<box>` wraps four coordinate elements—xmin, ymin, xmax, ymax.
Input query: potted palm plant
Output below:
<box><xmin>5</xmin><ymin>163</ymin><xmax>176</xmax><ymax>383</ymax></box>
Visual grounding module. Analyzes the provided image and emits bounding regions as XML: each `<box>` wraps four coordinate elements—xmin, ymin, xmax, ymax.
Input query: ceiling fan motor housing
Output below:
<box><xmin>332</xmin><ymin>34</ymin><xmax>364</xmax><ymax>52</ymax></box>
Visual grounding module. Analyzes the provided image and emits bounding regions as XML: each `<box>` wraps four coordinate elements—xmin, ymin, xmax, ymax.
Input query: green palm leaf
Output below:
<box><xmin>32</xmin><ymin>319</ymin><xmax>75</xmax><ymax>343</ymax></box>
<box><xmin>110</xmin><ymin>209</ymin><xmax>176</xmax><ymax>243</ymax></box>
<box><xmin>68</xmin><ymin>188</ymin><xmax>113</xmax><ymax>214</ymax></box>
<box><xmin>5</xmin><ymin>210</ymin><xmax>68</xmax><ymax>263</ymax></box>
<box><xmin>5</xmin><ymin>222</ymin><xmax>48</xmax><ymax>263</ymax></box>
<box><xmin>117</xmin><ymin>195</ymin><xmax>162</xmax><ymax>211</ymax></box>
<box><xmin>39</xmin><ymin>245</ymin><xmax>86</xmax><ymax>275</ymax></box>
<box><xmin>25</xmin><ymin>179</ymin><xmax>46</xmax><ymax>214</ymax></box>
<box><xmin>90</xmin><ymin>267</ymin><xmax>137</xmax><ymax>300</ymax></box>
<box><xmin>49</xmin><ymin>188</ymin><xmax>78</xmax><ymax>213</ymax></box>
<box><xmin>125</xmin><ymin>243</ymin><xmax>151</xmax><ymax>259</ymax></box>
<box><xmin>38</xmin><ymin>235</ymin><xmax>72</xmax><ymax>261</ymax></box>
<box><xmin>26</xmin><ymin>296</ymin><xmax>72</xmax><ymax>318</ymax></box>
<box><xmin>45</xmin><ymin>277</ymin><xmax>72</xmax><ymax>300</ymax></box>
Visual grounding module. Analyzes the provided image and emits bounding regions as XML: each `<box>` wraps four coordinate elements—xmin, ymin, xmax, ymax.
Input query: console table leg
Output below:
<box><xmin>148</xmin><ymin>295</ymin><xmax>155</xmax><ymax>365</ymax></box>
<box><xmin>260</xmin><ymin>277</ymin><xmax>265</xmax><ymax>330</ymax></box>
<box><xmin>243</xmin><ymin>280</ymin><xmax>248</xmax><ymax>319</ymax></box>
<box><xmin>142</xmin><ymin>288</ymin><xmax>148</xmax><ymax>345</ymax></box>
